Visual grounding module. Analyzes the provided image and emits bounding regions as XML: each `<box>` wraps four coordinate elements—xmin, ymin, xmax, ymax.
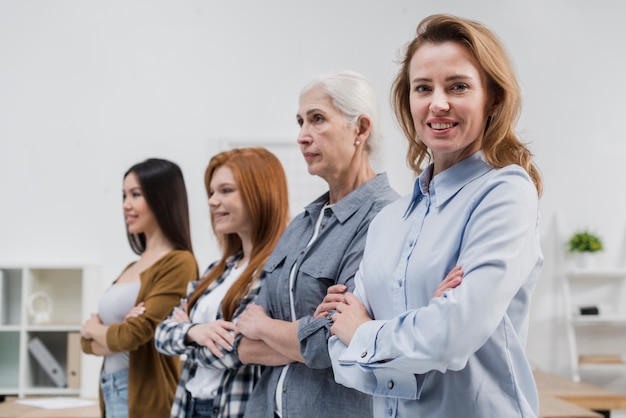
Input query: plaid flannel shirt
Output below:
<box><xmin>155</xmin><ymin>256</ymin><xmax>263</xmax><ymax>418</ymax></box>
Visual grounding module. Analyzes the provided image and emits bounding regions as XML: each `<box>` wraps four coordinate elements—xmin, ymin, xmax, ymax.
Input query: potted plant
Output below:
<box><xmin>567</xmin><ymin>230</ymin><xmax>603</xmax><ymax>268</ymax></box>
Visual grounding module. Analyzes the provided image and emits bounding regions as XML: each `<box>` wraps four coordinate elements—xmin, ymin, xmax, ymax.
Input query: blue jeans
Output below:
<box><xmin>185</xmin><ymin>391</ymin><xmax>214</xmax><ymax>418</ymax></box>
<box><xmin>100</xmin><ymin>369</ymin><xmax>129</xmax><ymax>418</ymax></box>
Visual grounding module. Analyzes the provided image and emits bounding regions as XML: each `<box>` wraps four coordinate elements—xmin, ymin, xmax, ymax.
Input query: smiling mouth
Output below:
<box><xmin>429</xmin><ymin>122</ymin><xmax>456</xmax><ymax>130</ymax></box>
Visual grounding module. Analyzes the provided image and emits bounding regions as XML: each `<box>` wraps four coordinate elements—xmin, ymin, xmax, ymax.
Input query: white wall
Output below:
<box><xmin>2</xmin><ymin>0</ymin><xmax>626</xmax><ymax>396</ymax></box>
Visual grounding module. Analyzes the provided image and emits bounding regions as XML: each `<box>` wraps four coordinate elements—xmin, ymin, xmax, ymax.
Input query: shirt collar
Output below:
<box><xmin>405</xmin><ymin>151</ymin><xmax>492</xmax><ymax>216</ymax></box>
<box><xmin>304</xmin><ymin>173</ymin><xmax>390</xmax><ymax>224</ymax></box>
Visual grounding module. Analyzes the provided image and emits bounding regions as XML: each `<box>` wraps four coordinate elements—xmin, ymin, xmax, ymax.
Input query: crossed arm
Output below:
<box><xmin>236</xmin><ymin>306</ymin><xmax>299</xmax><ymax>366</ymax></box>
<box><xmin>314</xmin><ymin>266</ymin><xmax>464</xmax><ymax>345</ymax></box>
<box><xmin>235</xmin><ymin>266</ymin><xmax>463</xmax><ymax>365</ymax></box>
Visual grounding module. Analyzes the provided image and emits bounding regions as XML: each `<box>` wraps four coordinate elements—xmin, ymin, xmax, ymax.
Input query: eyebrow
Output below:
<box><xmin>296</xmin><ymin>108</ymin><xmax>325</xmax><ymax>119</ymax></box>
<box><xmin>210</xmin><ymin>181</ymin><xmax>236</xmax><ymax>190</ymax></box>
<box><xmin>412</xmin><ymin>74</ymin><xmax>473</xmax><ymax>83</ymax></box>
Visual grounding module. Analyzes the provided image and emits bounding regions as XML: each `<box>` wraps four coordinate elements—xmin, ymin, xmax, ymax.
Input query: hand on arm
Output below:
<box><xmin>433</xmin><ymin>266</ymin><xmax>463</xmax><ymax>298</ymax></box>
<box><xmin>236</xmin><ymin>304</ymin><xmax>303</xmax><ymax>364</ymax></box>
<box><xmin>80</xmin><ymin>313</ymin><xmax>110</xmax><ymax>351</ymax></box>
<box><xmin>187</xmin><ymin>320</ymin><xmax>236</xmax><ymax>358</ymax></box>
<box><xmin>330</xmin><ymin>267</ymin><xmax>463</xmax><ymax>345</ymax></box>
<box><xmin>328</xmin><ymin>292</ymin><xmax>372</xmax><ymax>345</ymax></box>
<box><xmin>313</xmin><ymin>284</ymin><xmax>348</xmax><ymax>319</ymax></box>
<box><xmin>172</xmin><ymin>305</ymin><xmax>191</xmax><ymax>323</ymax></box>
<box><xmin>124</xmin><ymin>302</ymin><xmax>145</xmax><ymax>320</ymax></box>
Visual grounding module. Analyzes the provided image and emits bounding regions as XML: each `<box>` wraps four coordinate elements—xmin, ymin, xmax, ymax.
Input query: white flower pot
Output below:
<box><xmin>574</xmin><ymin>252</ymin><xmax>598</xmax><ymax>269</ymax></box>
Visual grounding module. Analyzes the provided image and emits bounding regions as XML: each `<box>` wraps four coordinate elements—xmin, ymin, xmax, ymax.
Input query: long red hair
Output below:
<box><xmin>188</xmin><ymin>148</ymin><xmax>290</xmax><ymax>320</ymax></box>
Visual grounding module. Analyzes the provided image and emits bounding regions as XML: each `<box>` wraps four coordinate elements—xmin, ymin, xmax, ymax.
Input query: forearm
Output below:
<box><xmin>256</xmin><ymin>319</ymin><xmax>304</xmax><ymax>363</ymax></box>
<box><xmin>90</xmin><ymin>340</ymin><xmax>112</xmax><ymax>356</ymax></box>
<box><xmin>238</xmin><ymin>337</ymin><xmax>291</xmax><ymax>366</ymax></box>
<box><xmin>89</xmin><ymin>323</ymin><xmax>111</xmax><ymax>350</ymax></box>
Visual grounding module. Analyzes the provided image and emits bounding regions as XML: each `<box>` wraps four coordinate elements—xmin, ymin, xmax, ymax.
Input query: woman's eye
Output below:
<box><xmin>312</xmin><ymin>114</ymin><xmax>324</xmax><ymax>123</ymax></box>
<box><xmin>451</xmin><ymin>83</ymin><xmax>469</xmax><ymax>92</ymax></box>
<box><xmin>132</xmin><ymin>192</ymin><xmax>141</xmax><ymax>198</ymax></box>
<box><xmin>414</xmin><ymin>85</ymin><xmax>430</xmax><ymax>93</ymax></box>
<box><xmin>296</xmin><ymin>117</ymin><xmax>303</xmax><ymax>127</ymax></box>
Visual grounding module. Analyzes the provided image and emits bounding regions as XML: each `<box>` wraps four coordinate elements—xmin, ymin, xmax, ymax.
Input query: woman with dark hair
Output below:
<box><xmin>154</xmin><ymin>148</ymin><xmax>290</xmax><ymax>418</ymax></box>
<box><xmin>80</xmin><ymin>158</ymin><xmax>198</xmax><ymax>418</ymax></box>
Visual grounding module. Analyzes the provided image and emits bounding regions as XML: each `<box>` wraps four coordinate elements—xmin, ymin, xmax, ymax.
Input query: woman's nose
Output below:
<box><xmin>429</xmin><ymin>90</ymin><xmax>450</xmax><ymax>113</ymax></box>
<box><xmin>297</xmin><ymin>125</ymin><xmax>312</xmax><ymax>145</ymax></box>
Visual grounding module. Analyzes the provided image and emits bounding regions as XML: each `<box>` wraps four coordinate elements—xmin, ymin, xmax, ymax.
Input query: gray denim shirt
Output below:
<box><xmin>242</xmin><ymin>173</ymin><xmax>399</xmax><ymax>418</ymax></box>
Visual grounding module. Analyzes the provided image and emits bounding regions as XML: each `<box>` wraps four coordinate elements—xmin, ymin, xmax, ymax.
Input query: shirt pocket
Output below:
<box><xmin>298</xmin><ymin>257</ymin><xmax>338</xmax><ymax>285</ymax></box>
<box><xmin>264</xmin><ymin>250</ymin><xmax>287</xmax><ymax>275</ymax></box>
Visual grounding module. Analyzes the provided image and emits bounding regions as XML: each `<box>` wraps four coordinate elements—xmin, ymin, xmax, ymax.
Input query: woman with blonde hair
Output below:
<box><xmin>154</xmin><ymin>147</ymin><xmax>290</xmax><ymax>418</ymax></box>
<box><xmin>324</xmin><ymin>14</ymin><xmax>543</xmax><ymax>417</ymax></box>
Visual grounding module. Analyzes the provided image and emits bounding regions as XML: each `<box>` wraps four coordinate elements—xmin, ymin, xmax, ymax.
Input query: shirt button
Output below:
<box><xmin>360</xmin><ymin>351</ymin><xmax>367</xmax><ymax>358</ymax></box>
<box><xmin>213</xmin><ymin>407</ymin><xmax>219</xmax><ymax>414</ymax></box>
<box><xmin>282</xmin><ymin>386</ymin><xmax>287</xmax><ymax>393</ymax></box>
<box><xmin>387</xmin><ymin>380</ymin><xmax>394</xmax><ymax>389</ymax></box>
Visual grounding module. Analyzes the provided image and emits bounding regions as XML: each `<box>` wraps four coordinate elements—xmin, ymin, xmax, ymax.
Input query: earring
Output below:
<box><xmin>355</xmin><ymin>141</ymin><xmax>361</xmax><ymax>146</ymax></box>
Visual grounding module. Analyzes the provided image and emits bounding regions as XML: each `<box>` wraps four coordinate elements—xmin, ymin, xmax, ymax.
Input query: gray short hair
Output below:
<box><xmin>300</xmin><ymin>70</ymin><xmax>382</xmax><ymax>161</ymax></box>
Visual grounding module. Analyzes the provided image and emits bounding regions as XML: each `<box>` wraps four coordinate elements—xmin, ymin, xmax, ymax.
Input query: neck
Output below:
<box><xmin>143</xmin><ymin>229</ymin><xmax>175</xmax><ymax>257</ymax></box>
<box><xmin>327</xmin><ymin>163</ymin><xmax>376</xmax><ymax>204</ymax></box>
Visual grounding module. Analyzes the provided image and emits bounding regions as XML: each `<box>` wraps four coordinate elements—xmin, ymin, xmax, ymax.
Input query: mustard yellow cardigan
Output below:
<box><xmin>82</xmin><ymin>250</ymin><xmax>198</xmax><ymax>417</ymax></box>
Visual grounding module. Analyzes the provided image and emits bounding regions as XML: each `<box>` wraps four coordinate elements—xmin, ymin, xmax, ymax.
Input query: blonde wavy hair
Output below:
<box><xmin>391</xmin><ymin>14</ymin><xmax>542</xmax><ymax>195</ymax></box>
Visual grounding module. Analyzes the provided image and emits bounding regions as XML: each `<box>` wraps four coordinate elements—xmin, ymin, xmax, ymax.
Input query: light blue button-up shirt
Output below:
<box><xmin>329</xmin><ymin>152</ymin><xmax>543</xmax><ymax>417</ymax></box>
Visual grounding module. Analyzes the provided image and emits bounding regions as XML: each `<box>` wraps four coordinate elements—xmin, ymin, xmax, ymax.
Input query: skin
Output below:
<box><xmin>236</xmin><ymin>85</ymin><xmax>376</xmax><ymax>366</ymax></box>
<box><xmin>325</xmin><ymin>41</ymin><xmax>495</xmax><ymax>345</ymax></box>
<box><xmin>295</xmin><ymin>85</ymin><xmax>375</xmax><ymax>204</ymax></box>
<box><xmin>80</xmin><ymin>172</ymin><xmax>174</xmax><ymax>355</ymax></box>
<box><xmin>409</xmin><ymin>41</ymin><xmax>496</xmax><ymax>176</ymax></box>
<box><xmin>208</xmin><ymin>166</ymin><xmax>254</xmax><ymax>262</ymax></box>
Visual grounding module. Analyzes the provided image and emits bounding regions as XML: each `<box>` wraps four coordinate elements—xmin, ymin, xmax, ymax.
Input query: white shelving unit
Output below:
<box><xmin>563</xmin><ymin>268</ymin><xmax>626</xmax><ymax>385</ymax></box>
<box><xmin>0</xmin><ymin>265</ymin><xmax>99</xmax><ymax>398</ymax></box>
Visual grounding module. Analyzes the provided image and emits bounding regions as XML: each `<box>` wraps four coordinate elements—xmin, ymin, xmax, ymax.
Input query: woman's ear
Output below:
<box><xmin>488</xmin><ymin>90</ymin><xmax>502</xmax><ymax>114</ymax></box>
<box><xmin>355</xmin><ymin>115</ymin><xmax>372</xmax><ymax>145</ymax></box>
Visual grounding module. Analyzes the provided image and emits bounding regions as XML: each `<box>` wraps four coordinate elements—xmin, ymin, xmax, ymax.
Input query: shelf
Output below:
<box><xmin>0</xmin><ymin>325</ymin><xmax>21</xmax><ymax>332</ymax></box>
<box><xmin>567</xmin><ymin>269</ymin><xmax>626</xmax><ymax>280</ymax></box>
<box><xmin>25</xmin><ymin>325</ymin><xmax>81</xmax><ymax>332</ymax></box>
<box><xmin>0</xmin><ymin>265</ymin><xmax>99</xmax><ymax>398</ymax></box>
<box><xmin>573</xmin><ymin>316</ymin><xmax>626</xmax><ymax>325</ymax></box>
<box><xmin>579</xmin><ymin>362</ymin><xmax>626</xmax><ymax>374</ymax></box>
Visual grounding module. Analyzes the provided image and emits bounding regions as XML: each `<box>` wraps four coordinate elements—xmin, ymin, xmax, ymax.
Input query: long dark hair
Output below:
<box><xmin>124</xmin><ymin>158</ymin><xmax>194</xmax><ymax>255</ymax></box>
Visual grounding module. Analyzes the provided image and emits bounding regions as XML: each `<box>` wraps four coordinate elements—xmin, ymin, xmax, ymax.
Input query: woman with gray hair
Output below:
<box><xmin>235</xmin><ymin>70</ymin><xmax>399</xmax><ymax>418</ymax></box>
